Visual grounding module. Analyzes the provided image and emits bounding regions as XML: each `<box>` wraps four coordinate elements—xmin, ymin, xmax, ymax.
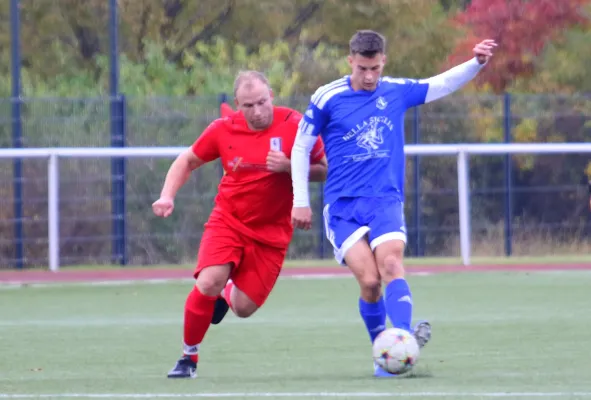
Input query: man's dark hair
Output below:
<box><xmin>349</xmin><ymin>30</ymin><xmax>386</xmax><ymax>57</ymax></box>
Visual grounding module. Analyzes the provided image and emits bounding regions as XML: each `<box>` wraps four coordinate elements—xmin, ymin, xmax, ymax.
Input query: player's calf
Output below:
<box><xmin>170</xmin><ymin>264</ymin><xmax>231</xmax><ymax>379</ymax></box>
<box><xmin>375</xmin><ymin>241</ymin><xmax>413</xmax><ymax>332</ymax></box>
<box><xmin>231</xmin><ymin>284</ymin><xmax>259</xmax><ymax>318</ymax></box>
<box><xmin>211</xmin><ymin>280</ymin><xmax>260</xmax><ymax>324</ymax></box>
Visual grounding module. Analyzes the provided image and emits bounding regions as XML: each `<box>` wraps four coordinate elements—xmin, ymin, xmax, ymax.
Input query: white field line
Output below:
<box><xmin>0</xmin><ymin>271</ymin><xmax>363</xmax><ymax>290</ymax></box>
<box><xmin>1</xmin><ymin>392</ymin><xmax>591</xmax><ymax>398</ymax></box>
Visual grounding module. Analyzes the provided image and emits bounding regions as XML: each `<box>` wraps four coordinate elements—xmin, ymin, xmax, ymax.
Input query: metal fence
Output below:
<box><xmin>1</xmin><ymin>93</ymin><xmax>591</xmax><ymax>269</ymax></box>
<box><xmin>4</xmin><ymin>0</ymin><xmax>591</xmax><ymax>269</ymax></box>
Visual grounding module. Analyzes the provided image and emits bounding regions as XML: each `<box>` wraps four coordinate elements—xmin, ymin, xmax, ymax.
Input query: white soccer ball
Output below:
<box><xmin>372</xmin><ymin>328</ymin><xmax>420</xmax><ymax>375</ymax></box>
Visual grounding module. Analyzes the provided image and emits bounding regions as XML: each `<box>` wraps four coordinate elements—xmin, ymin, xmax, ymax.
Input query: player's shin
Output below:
<box><xmin>359</xmin><ymin>297</ymin><xmax>387</xmax><ymax>343</ymax></box>
<box><xmin>384</xmin><ymin>278</ymin><xmax>413</xmax><ymax>332</ymax></box>
<box><xmin>183</xmin><ymin>285</ymin><xmax>217</xmax><ymax>363</ymax></box>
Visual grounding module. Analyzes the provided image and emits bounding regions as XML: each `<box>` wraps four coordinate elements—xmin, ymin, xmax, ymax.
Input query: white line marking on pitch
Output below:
<box><xmin>1</xmin><ymin>393</ymin><xmax>590</xmax><ymax>398</ymax></box>
<box><xmin>0</xmin><ymin>273</ymin><xmax>356</xmax><ymax>289</ymax></box>
<box><xmin>0</xmin><ymin>270</ymin><xmax>439</xmax><ymax>290</ymax></box>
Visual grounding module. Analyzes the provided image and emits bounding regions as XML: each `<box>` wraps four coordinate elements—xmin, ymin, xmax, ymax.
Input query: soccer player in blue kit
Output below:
<box><xmin>290</xmin><ymin>30</ymin><xmax>497</xmax><ymax>377</ymax></box>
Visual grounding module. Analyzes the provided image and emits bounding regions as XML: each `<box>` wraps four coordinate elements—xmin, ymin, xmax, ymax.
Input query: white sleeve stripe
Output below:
<box><xmin>315</xmin><ymin>85</ymin><xmax>348</xmax><ymax>110</ymax></box>
<box><xmin>298</xmin><ymin>120</ymin><xmax>316</xmax><ymax>136</ymax></box>
<box><xmin>311</xmin><ymin>78</ymin><xmax>347</xmax><ymax>103</ymax></box>
<box><xmin>381</xmin><ymin>77</ymin><xmax>409</xmax><ymax>85</ymax></box>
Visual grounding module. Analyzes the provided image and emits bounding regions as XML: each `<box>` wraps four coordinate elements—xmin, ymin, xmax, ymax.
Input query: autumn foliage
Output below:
<box><xmin>446</xmin><ymin>0</ymin><xmax>591</xmax><ymax>93</ymax></box>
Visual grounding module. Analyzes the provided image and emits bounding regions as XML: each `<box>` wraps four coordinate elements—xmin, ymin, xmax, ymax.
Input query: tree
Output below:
<box><xmin>446</xmin><ymin>0</ymin><xmax>590</xmax><ymax>93</ymax></box>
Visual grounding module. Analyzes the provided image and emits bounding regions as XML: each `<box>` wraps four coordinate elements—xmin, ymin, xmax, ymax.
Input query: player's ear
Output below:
<box><xmin>347</xmin><ymin>55</ymin><xmax>354</xmax><ymax>68</ymax></box>
<box><xmin>234</xmin><ymin>98</ymin><xmax>239</xmax><ymax>108</ymax></box>
<box><xmin>382</xmin><ymin>54</ymin><xmax>387</xmax><ymax>66</ymax></box>
<box><xmin>269</xmin><ymin>89</ymin><xmax>274</xmax><ymax>101</ymax></box>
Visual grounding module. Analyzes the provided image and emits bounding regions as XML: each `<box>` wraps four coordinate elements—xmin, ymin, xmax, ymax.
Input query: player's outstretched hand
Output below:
<box><xmin>473</xmin><ymin>39</ymin><xmax>497</xmax><ymax>64</ymax></box>
<box><xmin>291</xmin><ymin>207</ymin><xmax>312</xmax><ymax>230</ymax></box>
<box><xmin>152</xmin><ymin>197</ymin><xmax>175</xmax><ymax>218</ymax></box>
<box><xmin>266</xmin><ymin>151</ymin><xmax>290</xmax><ymax>173</ymax></box>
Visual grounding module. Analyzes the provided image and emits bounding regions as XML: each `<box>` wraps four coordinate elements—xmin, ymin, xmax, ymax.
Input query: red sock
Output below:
<box><xmin>183</xmin><ymin>286</ymin><xmax>217</xmax><ymax>363</ymax></box>
<box><xmin>223</xmin><ymin>280</ymin><xmax>235</xmax><ymax>311</ymax></box>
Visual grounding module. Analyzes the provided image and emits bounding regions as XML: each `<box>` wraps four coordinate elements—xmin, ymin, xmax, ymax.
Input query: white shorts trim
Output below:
<box><xmin>370</xmin><ymin>232</ymin><xmax>407</xmax><ymax>251</ymax></box>
<box><xmin>334</xmin><ymin>226</ymin><xmax>370</xmax><ymax>265</ymax></box>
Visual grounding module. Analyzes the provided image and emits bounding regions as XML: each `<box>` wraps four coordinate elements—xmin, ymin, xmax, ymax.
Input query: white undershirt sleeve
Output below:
<box><xmin>291</xmin><ymin>128</ymin><xmax>317</xmax><ymax>208</ymax></box>
<box><xmin>421</xmin><ymin>57</ymin><xmax>486</xmax><ymax>103</ymax></box>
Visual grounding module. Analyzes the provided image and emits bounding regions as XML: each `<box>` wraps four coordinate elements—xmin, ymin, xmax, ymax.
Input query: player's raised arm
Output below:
<box><xmin>417</xmin><ymin>39</ymin><xmax>497</xmax><ymax>105</ymax></box>
<box><xmin>153</xmin><ymin>121</ymin><xmax>221</xmax><ymax>218</ymax></box>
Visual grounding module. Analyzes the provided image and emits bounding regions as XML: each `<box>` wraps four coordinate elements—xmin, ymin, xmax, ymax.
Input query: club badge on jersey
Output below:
<box><xmin>270</xmin><ymin>137</ymin><xmax>282</xmax><ymax>152</ymax></box>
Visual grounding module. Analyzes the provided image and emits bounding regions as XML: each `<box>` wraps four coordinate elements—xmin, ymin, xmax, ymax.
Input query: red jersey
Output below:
<box><xmin>191</xmin><ymin>106</ymin><xmax>325</xmax><ymax>248</ymax></box>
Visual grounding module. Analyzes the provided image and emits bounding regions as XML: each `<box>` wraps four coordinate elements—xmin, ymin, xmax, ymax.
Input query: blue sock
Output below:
<box><xmin>384</xmin><ymin>278</ymin><xmax>413</xmax><ymax>332</ymax></box>
<box><xmin>359</xmin><ymin>297</ymin><xmax>387</xmax><ymax>343</ymax></box>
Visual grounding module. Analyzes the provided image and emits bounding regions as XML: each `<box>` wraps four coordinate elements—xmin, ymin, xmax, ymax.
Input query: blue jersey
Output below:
<box><xmin>300</xmin><ymin>76</ymin><xmax>429</xmax><ymax>206</ymax></box>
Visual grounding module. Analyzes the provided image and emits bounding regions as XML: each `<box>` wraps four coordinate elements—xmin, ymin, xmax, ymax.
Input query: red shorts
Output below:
<box><xmin>194</xmin><ymin>220</ymin><xmax>287</xmax><ymax>307</ymax></box>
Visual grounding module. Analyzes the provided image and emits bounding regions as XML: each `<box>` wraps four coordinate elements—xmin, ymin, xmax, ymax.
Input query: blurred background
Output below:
<box><xmin>1</xmin><ymin>0</ymin><xmax>591</xmax><ymax>269</ymax></box>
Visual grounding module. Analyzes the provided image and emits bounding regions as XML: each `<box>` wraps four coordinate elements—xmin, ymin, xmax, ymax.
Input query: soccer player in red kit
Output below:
<box><xmin>152</xmin><ymin>70</ymin><xmax>328</xmax><ymax>379</ymax></box>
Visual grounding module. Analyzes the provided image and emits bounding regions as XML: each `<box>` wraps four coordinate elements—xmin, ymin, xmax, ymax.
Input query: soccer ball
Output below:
<box><xmin>372</xmin><ymin>328</ymin><xmax>420</xmax><ymax>375</ymax></box>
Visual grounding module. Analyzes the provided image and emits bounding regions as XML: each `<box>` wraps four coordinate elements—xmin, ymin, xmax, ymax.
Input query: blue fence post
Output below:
<box><xmin>117</xmin><ymin>96</ymin><xmax>127</xmax><ymax>265</ymax></box>
<box><xmin>412</xmin><ymin>107</ymin><xmax>422</xmax><ymax>257</ymax></box>
<box><xmin>110</xmin><ymin>97</ymin><xmax>127</xmax><ymax>266</ymax></box>
<box><xmin>503</xmin><ymin>93</ymin><xmax>513</xmax><ymax>257</ymax></box>
<box><xmin>10</xmin><ymin>0</ymin><xmax>23</xmax><ymax>269</ymax></box>
<box><xmin>109</xmin><ymin>0</ymin><xmax>126</xmax><ymax>266</ymax></box>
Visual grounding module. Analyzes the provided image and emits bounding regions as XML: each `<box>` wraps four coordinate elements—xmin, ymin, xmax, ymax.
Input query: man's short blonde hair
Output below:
<box><xmin>233</xmin><ymin>70</ymin><xmax>270</xmax><ymax>96</ymax></box>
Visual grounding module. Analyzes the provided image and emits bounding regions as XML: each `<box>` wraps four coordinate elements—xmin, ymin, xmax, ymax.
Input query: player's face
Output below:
<box><xmin>235</xmin><ymin>81</ymin><xmax>274</xmax><ymax>131</ymax></box>
<box><xmin>348</xmin><ymin>53</ymin><xmax>386</xmax><ymax>91</ymax></box>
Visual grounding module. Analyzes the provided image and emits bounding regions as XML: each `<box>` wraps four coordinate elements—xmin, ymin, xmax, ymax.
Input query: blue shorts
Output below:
<box><xmin>323</xmin><ymin>197</ymin><xmax>407</xmax><ymax>264</ymax></box>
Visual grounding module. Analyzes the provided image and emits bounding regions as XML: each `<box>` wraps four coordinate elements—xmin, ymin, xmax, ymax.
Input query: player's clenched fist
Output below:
<box><xmin>152</xmin><ymin>197</ymin><xmax>175</xmax><ymax>218</ymax></box>
<box><xmin>291</xmin><ymin>206</ymin><xmax>312</xmax><ymax>230</ymax></box>
<box><xmin>266</xmin><ymin>151</ymin><xmax>290</xmax><ymax>173</ymax></box>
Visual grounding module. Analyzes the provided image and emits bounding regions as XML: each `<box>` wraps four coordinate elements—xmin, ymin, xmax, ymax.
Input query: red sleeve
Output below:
<box><xmin>191</xmin><ymin>120</ymin><xmax>223</xmax><ymax>162</ymax></box>
<box><xmin>310</xmin><ymin>136</ymin><xmax>325</xmax><ymax>163</ymax></box>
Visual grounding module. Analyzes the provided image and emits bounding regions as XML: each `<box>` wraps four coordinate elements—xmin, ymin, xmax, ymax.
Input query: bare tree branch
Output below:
<box><xmin>282</xmin><ymin>1</ymin><xmax>322</xmax><ymax>40</ymax></box>
<box><xmin>137</xmin><ymin>3</ymin><xmax>152</xmax><ymax>59</ymax></box>
<box><xmin>169</xmin><ymin>0</ymin><xmax>235</xmax><ymax>63</ymax></box>
<box><xmin>163</xmin><ymin>0</ymin><xmax>183</xmax><ymax>18</ymax></box>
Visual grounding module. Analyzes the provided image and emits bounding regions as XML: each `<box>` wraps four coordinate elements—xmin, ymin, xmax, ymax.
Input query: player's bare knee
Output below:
<box><xmin>230</xmin><ymin>287</ymin><xmax>260</xmax><ymax>318</ymax></box>
<box><xmin>195</xmin><ymin>266</ymin><xmax>229</xmax><ymax>296</ymax></box>
<box><xmin>379</xmin><ymin>253</ymin><xmax>405</xmax><ymax>282</ymax></box>
<box><xmin>358</xmin><ymin>275</ymin><xmax>382</xmax><ymax>303</ymax></box>
<box><xmin>195</xmin><ymin>277</ymin><xmax>225</xmax><ymax>297</ymax></box>
<box><xmin>232</xmin><ymin>302</ymin><xmax>258</xmax><ymax>318</ymax></box>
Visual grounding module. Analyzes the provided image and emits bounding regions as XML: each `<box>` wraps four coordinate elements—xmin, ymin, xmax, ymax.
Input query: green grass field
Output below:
<box><xmin>1</xmin><ymin>269</ymin><xmax>591</xmax><ymax>399</ymax></box>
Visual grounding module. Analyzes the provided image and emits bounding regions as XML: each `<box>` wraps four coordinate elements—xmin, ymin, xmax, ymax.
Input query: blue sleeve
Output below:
<box><xmin>384</xmin><ymin>77</ymin><xmax>429</xmax><ymax>109</ymax></box>
<box><xmin>401</xmin><ymin>78</ymin><xmax>429</xmax><ymax>108</ymax></box>
<box><xmin>299</xmin><ymin>100</ymin><xmax>330</xmax><ymax>137</ymax></box>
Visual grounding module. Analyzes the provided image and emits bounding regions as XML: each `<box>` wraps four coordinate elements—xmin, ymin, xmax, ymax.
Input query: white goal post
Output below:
<box><xmin>0</xmin><ymin>143</ymin><xmax>589</xmax><ymax>271</ymax></box>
